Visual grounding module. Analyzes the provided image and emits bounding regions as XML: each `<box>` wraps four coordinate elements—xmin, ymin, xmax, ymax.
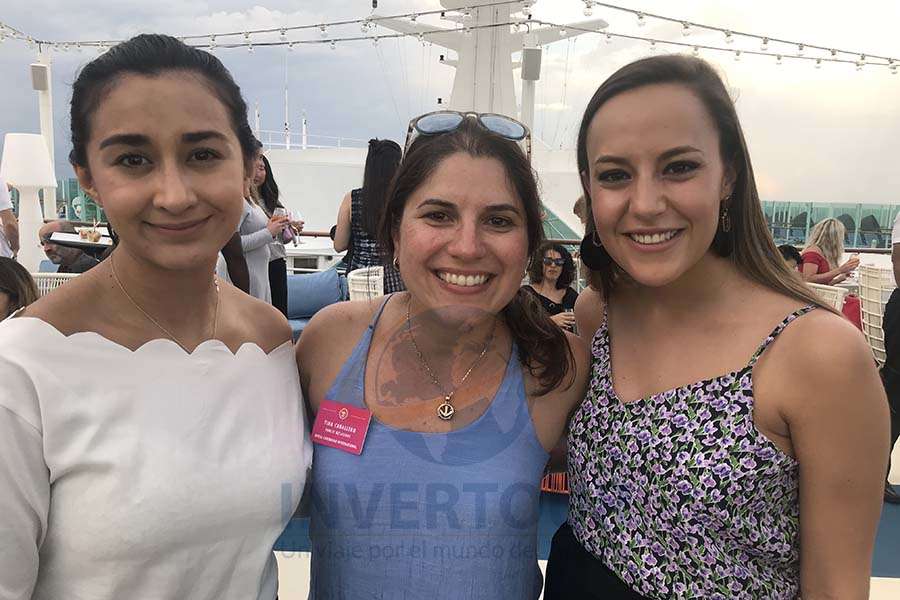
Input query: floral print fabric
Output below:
<box><xmin>568</xmin><ymin>306</ymin><xmax>815</xmax><ymax>599</ymax></box>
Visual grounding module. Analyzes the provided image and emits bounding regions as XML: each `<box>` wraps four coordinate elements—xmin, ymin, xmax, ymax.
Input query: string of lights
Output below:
<box><xmin>0</xmin><ymin>0</ymin><xmax>896</xmax><ymax>74</ymax></box>
<box><xmin>580</xmin><ymin>1</ymin><xmax>898</xmax><ymax>65</ymax></box>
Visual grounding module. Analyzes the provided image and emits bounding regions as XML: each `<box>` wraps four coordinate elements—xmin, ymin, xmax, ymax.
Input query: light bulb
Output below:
<box><xmin>243</xmin><ymin>32</ymin><xmax>250</xmax><ymax>41</ymax></box>
<box><xmin>734</xmin><ymin>50</ymin><xmax>741</xmax><ymax>62</ymax></box>
<box><xmin>815</xmin><ymin>59</ymin><xmax>821</xmax><ymax>69</ymax></box>
<box><xmin>724</xmin><ymin>30</ymin><xmax>733</xmax><ymax>44</ymax></box>
<box><xmin>682</xmin><ymin>22</ymin><xmax>691</xmax><ymax>36</ymax></box>
<box><xmin>410</xmin><ymin>13</ymin><xmax>418</xmax><ymax>22</ymax></box>
<box><xmin>797</xmin><ymin>43</ymin><xmax>804</xmax><ymax>56</ymax></box>
<box><xmin>648</xmin><ymin>40</ymin><xmax>656</xmax><ymax>53</ymax></box>
<box><xmin>692</xmin><ymin>46</ymin><xmax>699</xmax><ymax>57</ymax></box>
<box><xmin>605</xmin><ymin>33</ymin><xmax>612</xmax><ymax>44</ymax></box>
<box><xmin>559</xmin><ymin>28</ymin><xmax>567</xmax><ymax>37</ymax></box>
<box><xmin>361</xmin><ymin>20</ymin><xmax>370</xmax><ymax>33</ymax></box>
<box><xmin>320</xmin><ymin>25</ymin><xmax>327</xmax><ymax>37</ymax></box>
<box><xmin>247</xmin><ymin>43</ymin><xmax>254</xmax><ymax>53</ymax></box>
<box><xmin>761</xmin><ymin>37</ymin><xmax>768</xmax><ymax>51</ymax></box>
<box><xmin>636</xmin><ymin>12</ymin><xmax>645</xmax><ymax>27</ymax></box>
<box><xmin>280</xmin><ymin>28</ymin><xmax>286</xmax><ymax>40</ymax></box>
<box><xmin>583</xmin><ymin>3</ymin><xmax>593</xmax><ymax>17</ymax></box>
<box><xmin>776</xmin><ymin>54</ymin><xmax>782</xmax><ymax>65</ymax></box>
<box><xmin>288</xmin><ymin>42</ymin><xmax>294</xmax><ymax>51</ymax></box>
<box><xmin>330</xmin><ymin>41</ymin><xmax>336</xmax><ymax>50</ymax></box>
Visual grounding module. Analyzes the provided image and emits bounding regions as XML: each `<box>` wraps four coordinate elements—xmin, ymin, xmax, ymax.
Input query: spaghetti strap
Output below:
<box><xmin>367</xmin><ymin>293</ymin><xmax>396</xmax><ymax>330</ymax></box>
<box><xmin>747</xmin><ymin>305</ymin><xmax>817</xmax><ymax>367</ymax></box>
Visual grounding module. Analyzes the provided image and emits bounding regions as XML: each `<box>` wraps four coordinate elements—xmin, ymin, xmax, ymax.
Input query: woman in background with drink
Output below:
<box><xmin>523</xmin><ymin>242</ymin><xmax>579</xmax><ymax>332</ymax></box>
<box><xmin>799</xmin><ymin>217</ymin><xmax>862</xmax><ymax>328</ymax></box>
<box><xmin>253</xmin><ymin>152</ymin><xmax>302</xmax><ymax>315</ymax></box>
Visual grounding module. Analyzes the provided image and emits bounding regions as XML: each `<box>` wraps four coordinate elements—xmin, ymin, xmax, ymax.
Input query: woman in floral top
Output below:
<box><xmin>545</xmin><ymin>55</ymin><xmax>888</xmax><ymax>599</ymax></box>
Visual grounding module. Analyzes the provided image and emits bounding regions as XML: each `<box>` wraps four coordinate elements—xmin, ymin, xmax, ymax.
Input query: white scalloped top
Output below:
<box><xmin>0</xmin><ymin>316</ymin><xmax>312</xmax><ymax>600</ymax></box>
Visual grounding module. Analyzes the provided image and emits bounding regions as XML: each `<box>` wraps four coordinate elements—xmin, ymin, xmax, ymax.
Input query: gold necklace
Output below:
<box><xmin>110</xmin><ymin>256</ymin><xmax>219</xmax><ymax>353</ymax></box>
<box><xmin>405</xmin><ymin>297</ymin><xmax>496</xmax><ymax>421</ymax></box>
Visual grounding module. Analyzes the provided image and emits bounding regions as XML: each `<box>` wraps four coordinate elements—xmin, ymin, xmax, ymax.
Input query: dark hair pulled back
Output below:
<box><xmin>361</xmin><ymin>139</ymin><xmax>402</xmax><ymax>237</ymax></box>
<box><xmin>69</xmin><ymin>34</ymin><xmax>257</xmax><ymax>170</ymax></box>
<box><xmin>379</xmin><ymin>118</ymin><xmax>574</xmax><ymax>394</ymax></box>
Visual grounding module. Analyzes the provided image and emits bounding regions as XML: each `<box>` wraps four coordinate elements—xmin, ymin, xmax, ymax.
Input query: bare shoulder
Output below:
<box><xmin>757</xmin><ymin>306</ymin><xmax>882</xmax><ymax>415</ymax></box>
<box><xmin>295</xmin><ymin>298</ymin><xmax>382</xmax><ymax>365</ymax></box>
<box><xmin>574</xmin><ymin>285</ymin><xmax>605</xmax><ymax>341</ymax></box>
<box><xmin>222</xmin><ymin>282</ymin><xmax>292</xmax><ymax>352</ymax></box>
<box><xmin>20</xmin><ymin>267</ymin><xmax>109</xmax><ymax>333</ymax></box>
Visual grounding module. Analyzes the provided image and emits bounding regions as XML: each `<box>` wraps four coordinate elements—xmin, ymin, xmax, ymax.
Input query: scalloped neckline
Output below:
<box><xmin>5</xmin><ymin>315</ymin><xmax>292</xmax><ymax>358</ymax></box>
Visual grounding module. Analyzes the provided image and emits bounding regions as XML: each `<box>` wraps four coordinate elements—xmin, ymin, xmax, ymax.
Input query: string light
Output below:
<box><xmin>605</xmin><ymin>32</ymin><xmax>612</xmax><ymax>44</ymax></box>
<box><xmin>797</xmin><ymin>43</ymin><xmax>804</xmax><ymax>56</ymax></box>
<box><xmin>320</xmin><ymin>25</ymin><xmax>328</xmax><ymax>37</ymax></box>
<box><xmin>776</xmin><ymin>54</ymin><xmax>782</xmax><ymax>65</ymax></box>
<box><xmin>330</xmin><ymin>40</ymin><xmax>336</xmax><ymax>50</ymax></box>
<box><xmin>559</xmin><ymin>27</ymin><xmax>567</xmax><ymax>37</ymax></box>
<box><xmin>288</xmin><ymin>41</ymin><xmax>295</xmax><ymax>51</ymax></box>
<box><xmin>583</xmin><ymin>2</ymin><xmax>594</xmax><ymax>17</ymax></box>
<box><xmin>410</xmin><ymin>13</ymin><xmax>418</xmax><ymax>22</ymax></box>
<box><xmin>247</xmin><ymin>43</ymin><xmax>254</xmax><ymax>53</ymax></box>
<box><xmin>682</xmin><ymin>22</ymin><xmax>691</xmax><ymax>36</ymax></box>
<box><xmin>209</xmin><ymin>35</ymin><xmax>217</xmax><ymax>50</ymax></box>
<box><xmin>815</xmin><ymin>58</ymin><xmax>822</xmax><ymax>69</ymax></box>
<box><xmin>692</xmin><ymin>45</ymin><xmax>699</xmax><ymax>57</ymax></box>
<box><xmin>279</xmin><ymin>28</ymin><xmax>286</xmax><ymax>40</ymax></box>
<box><xmin>636</xmin><ymin>12</ymin><xmax>645</xmax><ymax>27</ymax></box>
<box><xmin>733</xmin><ymin>49</ymin><xmax>741</xmax><ymax>62</ymax></box>
<box><xmin>760</xmin><ymin>37</ymin><xmax>768</xmax><ymax>51</ymax></box>
<box><xmin>648</xmin><ymin>40</ymin><xmax>656</xmax><ymax>53</ymax></box>
<box><xmin>724</xmin><ymin>30</ymin><xmax>733</xmax><ymax>44</ymax></box>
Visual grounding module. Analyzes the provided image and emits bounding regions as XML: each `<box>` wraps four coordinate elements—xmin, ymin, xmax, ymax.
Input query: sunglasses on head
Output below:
<box><xmin>542</xmin><ymin>257</ymin><xmax>566</xmax><ymax>267</ymax></box>
<box><xmin>404</xmin><ymin>110</ymin><xmax>532</xmax><ymax>160</ymax></box>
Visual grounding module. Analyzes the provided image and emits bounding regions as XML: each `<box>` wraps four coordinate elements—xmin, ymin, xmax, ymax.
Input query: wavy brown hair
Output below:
<box><xmin>576</xmin><ymin>55</ymin><xmax>834</xmax><ymax>313</ymax></box>
<box><xmin>527</xmin><ymin>242</ymin><xmax>576</xmax><ymax>289</ymax></box>
<box><xmin>379</xmin><ymin>118</ymin><xmax>575</xmax><ymax>394</ymax></box>
<box><xmin>0</xmin><ymin>257</ymin><xmax>39</xmax><ymax>318</ymax></box>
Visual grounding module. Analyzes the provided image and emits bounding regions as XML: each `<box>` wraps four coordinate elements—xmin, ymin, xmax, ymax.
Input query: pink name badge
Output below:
<box><xmin>311</xmin><ymin>400</ymin><xmax>372</xmax><ymax>455</ymax></box>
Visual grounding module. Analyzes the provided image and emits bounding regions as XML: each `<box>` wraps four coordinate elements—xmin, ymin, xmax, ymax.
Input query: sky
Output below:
<box><xmin>0</xmin><ymin>0</ymin><xmax>898</xmax><ymax>205</ymax></box>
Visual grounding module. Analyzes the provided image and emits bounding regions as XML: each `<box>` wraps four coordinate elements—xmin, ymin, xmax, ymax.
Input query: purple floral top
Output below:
<box><xmin>568</xmin><ymin>306</ymin><xmax>815</xmax><ymax>599</ymax></box>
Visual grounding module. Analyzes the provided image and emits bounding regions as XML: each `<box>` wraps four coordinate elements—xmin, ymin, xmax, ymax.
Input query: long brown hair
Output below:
<box><xmin>379</xmin><ymin>118</ymin><xmax>575</xmax><ymax>394</ymax></box>
<box><xmin>0</xmin><ymin>257</ymin><xmax>39</xmax><ymax>318</ymax></box>
<box><xmin>576</xmin><ymin>55</ymin><xmax>834</xmax><ymax>312</ymax></box>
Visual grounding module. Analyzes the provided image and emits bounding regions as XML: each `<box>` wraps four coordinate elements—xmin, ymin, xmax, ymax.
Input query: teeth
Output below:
<box><xmin>629</xmin><ymin>230</ymin><xmax>678</xmax><ymax>245</ymax></box>
<box><xmin>438</xmin><ymin>272</ymin><xmax>489</xmax><ymax>287</ymax></box>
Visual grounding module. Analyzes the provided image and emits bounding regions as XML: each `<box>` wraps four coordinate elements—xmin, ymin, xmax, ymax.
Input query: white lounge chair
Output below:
<box><xmin>858</xmin><ymin>264</ymin><xmax>895</xmax><ymax>366</ymax></box>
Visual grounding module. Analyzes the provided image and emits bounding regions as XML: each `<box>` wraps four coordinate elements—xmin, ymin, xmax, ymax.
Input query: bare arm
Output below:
<box><xmin>221</xmin><ymin>233</ymin><xmax>250</xmax><ymax>293</ymax></box>
<box><xmin>799</xmin><ymin>262</ymin><xmax>848</xmax><ymax>285</ymax></box>
<box><xmin>0</xmin><ymin>209</ymin><xmax>18</xmax><ymax>255</ymax></box>
<box><xmin>780</xmin><ymin>317</ymin><xmax>888</xmax><ymax>599</ymax></box>
<box><xmin>333</xmin><ymin>192</ymin><xmax>352</xmax><ymax>253</ymax></box>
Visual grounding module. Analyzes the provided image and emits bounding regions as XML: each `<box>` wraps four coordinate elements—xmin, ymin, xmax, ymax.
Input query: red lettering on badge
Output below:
<box><xmin>311</xmin><ymin>400</ymin><xmax>372</xmax><ymax>455</ymax></box>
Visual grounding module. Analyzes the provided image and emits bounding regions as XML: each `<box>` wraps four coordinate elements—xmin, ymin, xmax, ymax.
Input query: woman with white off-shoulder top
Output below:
<box><xmin>0</xmin><ymin>34</ymin><xmax>311</xmax><ymax>599</ymax></box>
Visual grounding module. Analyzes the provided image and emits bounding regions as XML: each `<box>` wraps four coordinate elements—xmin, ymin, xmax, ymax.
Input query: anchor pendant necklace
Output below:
<box><xmin>405</xmin><ymin>297</ymin><xmax>496</xmax><ymax>421</ymax></box>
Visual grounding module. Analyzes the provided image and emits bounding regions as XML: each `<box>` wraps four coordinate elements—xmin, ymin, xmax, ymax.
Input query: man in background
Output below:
<box><xmin>0</xmin><ymin>180</ymin><xmax>19</xmax><ymax>260</ymax></box>
<box><xmin>38</xmin><ymin>220</ymin><xmax>99</xmax><ymax>274</ymax></box>
<box><xmin>880</xmin><ymin>212</ymin><xmax>900</xmax><ymax>503</ymax></box>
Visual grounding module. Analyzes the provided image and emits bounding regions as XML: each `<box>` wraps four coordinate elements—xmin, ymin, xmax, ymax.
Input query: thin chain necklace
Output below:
<box><xmin>405</xmin><ymin>297</ymin><xmax>496</xmax><ymax>421</ymax></box>
<box><xmin>110</xmin><ymin>255</ymin><xmax>219</xmax><ymax>353</ymax></box>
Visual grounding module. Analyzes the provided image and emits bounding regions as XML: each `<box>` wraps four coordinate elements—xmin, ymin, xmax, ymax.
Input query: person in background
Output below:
<box><xmin>0</xmin><ymin>181</ymin><xmax>19</xmax><ymax>260</ymax></box>
<box><xmin>799</xmin><ymin>217</ymin><xmax>862</xmax><ymax>327</ymax></box>
<box><xmin>37</xmin><ymin>220</ymin><xmax>100</xmax><ymax>273</ymax></box>
<box><xmin>0</xmin><ymin>257</ymin><xmax>39</xmax><ymax>319</ymax></box>
<box><xmin>0</xmin><ymin>34</ymin><xmax>311</xmax><ymax>598</ymax></box>
<box><xmin>799</xmin><ymin>217</ymin><xmax>859</xmax><ymax>285</ymax></box>
<box><xmin>254</xmin><ymin>153</ymin><xmax>302</xmax><ymax>316</ymax></box>
<box><xmin>547</xmin><ymin>55</ymin><xmax>887</xmax><ymax>599</ymax></box>
<box><xmin>298</xmin><ymin>114</ymin><xmax>588</xmax><ymax>599</ymax></box>
<box><xmin>879</xmin><ymin>210</ymin><xmax>900</xmax><ymax>504</ymax></box>
<box><xmin>777</xmin><ymin>244</ymin><xmax>802</xmax><ymax>270</ymax></box>
<box><xmin>573</xmin><ymin>195</ymin><xmax>589</xmax><ymax>230</ymax></box>
<box><xmin>523</xmin><ymin>242</ymin><xmax>579</xmax><ymax>332</ymax></box>
<box><xmin>333</xmin><ymin>138</ymin><xmax>405</xmax><ymax>292</ymax></box>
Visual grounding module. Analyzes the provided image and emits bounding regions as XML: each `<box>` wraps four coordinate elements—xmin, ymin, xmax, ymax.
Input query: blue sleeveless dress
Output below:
<box><xmin>308</xmin><ymin>296</ymin><xmax>549</xmax><ymax>599</ymax></box>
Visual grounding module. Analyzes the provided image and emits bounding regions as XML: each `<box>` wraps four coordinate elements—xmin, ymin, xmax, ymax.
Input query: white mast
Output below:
<box><xmin>377</xmin><ymin>0</ymin><xmax>607</xmax><ymax>120</ymax></box>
